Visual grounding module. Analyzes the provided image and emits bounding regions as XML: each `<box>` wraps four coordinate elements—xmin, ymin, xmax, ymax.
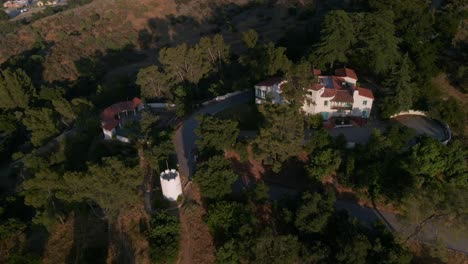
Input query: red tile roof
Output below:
<box><xmin>357</xmin><ymin>87</ymin><xmax>374</xmax><ymax>99</ymax></box>
<box><xmin>313</xmin><ymin>68</ymin><xmax>322</xmax><ymax>76</ymax></box>
<box><xmin>334</xmin><ymin>68</ymin><xmax>358</xmax><ymax>80</ymax></box>
<box><xmin>101</xmin><ymin>97</ymin><xmax>142</xmax><ymax>131</ymax></box>
<box><xmin>309</xmin><ymin>84</ymin><xmax>324</xmax><ymax>91</ymax></box>
<box><xmin>331</xmin><ymin>90</ymin><xmax>354</xmax><ymax>103</ymax></box>
<box><xmin>321</xmin><ymin>89</ymin><xmax>337</xmax><ymax>98</ymax></box>
<box><xmin>255</xmin><ymin>77</ymin><xmax>284</xmax><ymax>87</ymax></box>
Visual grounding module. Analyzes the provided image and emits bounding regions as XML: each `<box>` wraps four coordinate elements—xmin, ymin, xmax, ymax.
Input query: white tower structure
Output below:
<box><xmin>160</xmin><ymin>169</ymin><xmax>183</xmax><ymax>201</ymax></box>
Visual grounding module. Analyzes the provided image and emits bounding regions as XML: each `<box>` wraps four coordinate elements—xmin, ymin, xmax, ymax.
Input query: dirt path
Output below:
<box><xmin>432</xmin><ymin>73</ymin><xmax>468</xmax><ymax>106</ymax></box>
<box><xmin>177</xmin><ymin>182</ymin><xmax>216</xmax><ymax>264</ymax></box>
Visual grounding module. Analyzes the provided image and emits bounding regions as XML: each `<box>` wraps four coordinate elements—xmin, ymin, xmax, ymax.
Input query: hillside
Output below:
<box><xmin>0</xmin><ymin>0</ymin><xmax>306</xmax><ymax>82</ymax></box>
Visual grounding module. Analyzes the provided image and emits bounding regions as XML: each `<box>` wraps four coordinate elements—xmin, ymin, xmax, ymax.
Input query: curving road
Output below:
<box><xmin>174</xmin><ymin>91</ymin><xmax>253</xmax><ymax>179</ymax></box>
<box><xmin>173</xmin><ymin>91</ymin><xmax>468</xmax><ymax>255</ymax></box>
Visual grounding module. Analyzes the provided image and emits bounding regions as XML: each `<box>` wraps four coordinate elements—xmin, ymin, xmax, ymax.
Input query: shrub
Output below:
<box><xmin>147</xmin><ymin>211</ymin><xmax>180</xmax><ymax>263</ymax></box>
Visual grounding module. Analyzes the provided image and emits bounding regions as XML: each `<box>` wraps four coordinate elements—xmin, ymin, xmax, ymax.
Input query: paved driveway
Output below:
<box><xmin>393</xmin><ymin>115</ymin><xmax>447</xmax><ymax>141</ymax></box>
<box><xmin>174</xmin><ymin>91</ymin><xmax>253</xmax><ymax>179</ymax></box>
<box><xmin>328</xmin><ymin>120</ymin><xmax>387</xmax><ymax>145</ymax></box>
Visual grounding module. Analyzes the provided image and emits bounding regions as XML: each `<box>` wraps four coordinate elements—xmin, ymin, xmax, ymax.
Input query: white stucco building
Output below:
<box><xmin>254</xmin><ymin>77</ymin><xmax>287</xmax><ymax>104</ymax></box>
<box><xmin>254</xmin><ymin>68</ymin><xmax>374</xmax><ymax>120</ymax></box>
<box><xmin>100</xmin><ymin>97</ymin><xmax>143</xmax><ymax>141</ymax></box>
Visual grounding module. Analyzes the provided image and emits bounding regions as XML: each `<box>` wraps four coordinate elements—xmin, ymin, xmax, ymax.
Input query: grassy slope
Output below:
<box><xmin>0</xmin><ymin>0</ymin><xmax>303</xmax><ymax>83</ymax></box>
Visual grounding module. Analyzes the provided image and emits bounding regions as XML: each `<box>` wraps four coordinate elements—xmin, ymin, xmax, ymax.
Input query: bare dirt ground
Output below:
<box><xmin>432</xmin><ymin>73</ymin><xmax>468</xmax><ymax>104</ymax></box>
<box><xmin>407</xmin><ymin>241</ymin><xmax>468</xmax><ymax>264</ymax></box>
<box><xmin>322</xmin><ymin>175</ymin><xmax>401</xmax><ymax>214</ymax></box>
<box><xmin>178</xmin><ymin>183</ymin><xmax>216</xmax><ymax>264</ymax></box>
<box><xmin>225</xmin><ymin>145</ymin><xmax>265</xmax><ymax>185</ymax></box>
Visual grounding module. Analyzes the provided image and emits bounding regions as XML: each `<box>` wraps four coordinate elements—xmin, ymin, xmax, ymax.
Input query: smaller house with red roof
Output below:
<box><xmin>254</xmin><ymin>68</ymin><xmax>374</xmax><ymax>120</ymax></box>
<box><xmin>100</xmin><ymin>97</ymin><xmax>143</xmax><ymax>141</ymax></box>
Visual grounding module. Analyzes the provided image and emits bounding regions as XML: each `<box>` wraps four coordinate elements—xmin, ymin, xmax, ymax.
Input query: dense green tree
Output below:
<box><xmin>0</xmin><ymin>218</ymin><xmax>27</xmax><ymax>264</ymax></box>
<box><xmin>255</xmin><ymin>103</ymin><xmax>304</xmax><ymax>172</ymax></box>
<box><xmin>300</xmin><ymin>241</ymin><xmax>330</xmax><ymax>263</ymax></box>
<box><xmin>0</xmin><ymin>68</ymin><xmax>34</xmax><ymax>110</ymax></box>
<box><xmin>368</xmin><ymin>0</ymin><xmax>438</xmax><ymax>78</ymax></box>
<box><xmin>305</xmin><ymin>113</ymin><xmax>323</xmax><ymax>129</ymax></box>
<box><xmin>241</xmin><ymin>29</ymin><xmax>258</xmax><ymax>49</ymax></box>
<box><xmin>147</xmin><ymin>211</ymin><xmax>180</xmax><ymax>263</ymax></box>
<box><xmin>308</xmin><ymin>148</ymin><xmax>341</xmax><ymax>180</ymax></box>
<box><xmin>0</xmin><ymin>9</ymin><xmax>9</xmax><ymax>21</ymax></box>
<box><xmin>144</xmin><ymin>130</ymin><xmax>174</xmax><ymax>173</ymax></box>
<box><xmin>443</xmin><ymin>140</ymin><xmax>467</xmax><ymax>187</ymax></box>
<box><xmin>136</xmin><ymin>65</ymin><xmax>171</xmax><ymax>100</ymax></box>
<box><xmin>402</xmin><ymin>137</ymin><xmax>445</xmax><ymax>187</ymax></box>
<box><xmin>260</xmin><ymin>44</ymin><xmax>291</xmax><ymax>78</ymax></box>
<box><xmin>295</xmin><ymin>190</ymin><xmax>335</xmax><ymax>234</ymax></box>
<box><xmin>197</xmin><ymin>34</ymin><xmax>230</xmax><ymax>73</ymax></box>
<box><xmin>216</xmin><ymin>240</ymin><xmax>241</xmax><ymax>264</ymax></box>
<box><xmin>335</xmin><ymin>233</ymin><xmax>371</xmax><ymax>264</ymax></box>
<box><xmin>58</xmin><ymin>157</ymin><xmax>141</xmax><ymax>221</ymax></box>
<box><xmin>159</xmin><ymin>43</ymin><xmax>212</xmax><ymax>85</ymax></box>
<box><xmin>282</xmin><ymin>61</ymin><xmax>314</xmax><ymax>101</ymax></box>
<box><xmin>313</xmin><ymin>10</ymin><xmax>355</xmax><ymax>68</ymax></box>
<box><xmin>429</xmin><ymin>97</ymin><xmax>466</xmax><ymax>135</ymax></box>
<box><xmin>139</xmin><ymin>111</ymin><xmax>159</xmax><ymax>138</ymax></box>
<box><xmin>39</xmin><ymin>87</ymin><xmax>86</xmax><ymax>126</ymax></box>
<box><xmin>22</xmin><ymin>108</ymin><xmax>59</xmax><ymax>146</ymax></box>
<box><xmin>206</xmin><ymin>201</ymin><xmax>254</xmax><ymax>242</ymax></box>
<box><xmin>380</xmin><ymin>55</ymin><xmax>415</xmax><ymax>117</ymax></box>
<box><xmin>0</xmin><ymin>113</ymin><xmax>19</xmax><ymax>158</ymax></box>
<box><xmin>173</xmin><ymin>85</ymin><xmax>190</xmax><ymax>117</ymax></box>
<box><xmin>306</xmin><ymin>128</ymin><xmax>332</xmax><ymax>153</ymax></box>
<box><xmin>357</xmin><ymin>11</ymin><xmax>401</xmax><ymax>75</ymax></box>
<box><xmin>194</xmin><ymin>155</ymin><xmax>238</xmax><ymax>199</ymax></box>
<box><xmin>239</xmin><ymin>42</ymin><xmax>291</xmax><ymax>82</ymax></box>
<box><xmin>253</xmin><ymin>231</ymin><xmax>300</xmax><ymax>264</ymax></box>
<box><xmin>368</xmin><ymin>223</ymin><xmax>413</xmax><ymax>264</ymax></box>
<box><xmin>195</xmin><ymin>114</ymin><xmax>239</xmax><ymax>154</ymax></box>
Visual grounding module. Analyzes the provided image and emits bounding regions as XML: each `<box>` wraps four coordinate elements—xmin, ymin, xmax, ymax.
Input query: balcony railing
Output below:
<box><xmin>330</xmin><ymin>104</ymin><xmax>352</xmax><ymax>110</ymax></box>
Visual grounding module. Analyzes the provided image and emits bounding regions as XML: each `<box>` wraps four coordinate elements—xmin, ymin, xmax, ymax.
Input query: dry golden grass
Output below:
<box><xmin>0</xmin><ymin>0</ymin><xmax>303</xmax><ymax>83</ymax></box>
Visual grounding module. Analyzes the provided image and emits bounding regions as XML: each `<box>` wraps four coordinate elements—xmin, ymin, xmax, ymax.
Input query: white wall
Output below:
<box><xmin>254</xmin><ymin>81</ymin><xmax>285</xmax><ymax>104</ymax></box>
<box><xmin>116</xmin><ymin>135</ymin><xmax>130</xmax><ymax>143</ymax></box>
<box><xmin>160</xmin><ymin>170</ymin><xmax>183</xmax><ymax>201</ymax></box>
<box><xmin>302</xmin><ymin>88</ymin><xmax>333</xmax><ymax>115</ymax></box>
<box><xmin>389</xmin><ymin>110</ymin><xmax>427</xmax><ymax>118</ymax></box>
<box><xmin>351</xmin><ymin>90</ymin><xmax>373</xmax><ymax>118</ymax></box>
<box><xmin>342</xmin><ymin>77</ymin><xmax>357</xmax><ymax>85</ymax></box>
<box><xmin>103</xmin><ymin>128</ymin><xmax>115</xmax><ymax>140</ymax></box>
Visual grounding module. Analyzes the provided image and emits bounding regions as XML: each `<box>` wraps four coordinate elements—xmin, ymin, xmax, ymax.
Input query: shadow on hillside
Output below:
<box><xmin>66</xmin><ymin>210</ymin><xmax>109</xmax><ymax>264</ymax></box>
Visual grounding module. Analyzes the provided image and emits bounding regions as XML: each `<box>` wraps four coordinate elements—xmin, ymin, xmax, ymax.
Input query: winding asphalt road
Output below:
<box><xmin>174</xmin><ymin>91</ymin><xmax>253</xmax><ymax>179</ymax></box>
<box><xmin>173</xmin><ymin>91</ymin><xmax>468</xmax><ymax>254</ymax></box>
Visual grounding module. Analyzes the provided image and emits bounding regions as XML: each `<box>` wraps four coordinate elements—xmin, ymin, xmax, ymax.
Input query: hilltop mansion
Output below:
<box><xmin>254</xmin><ymin>68</ymin><xmax>374</xmax><ymax>120</ymax></box>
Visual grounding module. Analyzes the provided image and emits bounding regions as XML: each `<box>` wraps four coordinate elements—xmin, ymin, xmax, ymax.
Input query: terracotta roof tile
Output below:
<box><xmin>331</xmin><ymin>90</ymin><xmax>354</xmax><ymax>103</ymax></box>
<box><xmin>255</xmin><ymin>77</ymin><xmax>284</xmax><ymax>87</ymax></box>
<box><xmin>101</xmin><ymin>97</ymin><xmax>142</xmax><ymax>131</ymax></box>
<box><xmin>309</xmin><ymin>84</ymin><xmax>324</xmax><ymax>91</ymax></box>
<box><xmin>313</xmin><ymin>69</ymin><xmax>322</xmax><ymax>76</ymax></box>
<box><xmin>358</xmin><ymin>87</ymin><xmax>374</xmax><ymax>99</ymax></box>
<box><xmin>321</xmin><ymin>89</ymin><xmax>336</xmax><ymax>98</ymax></box>
<box><xmin>335</xmin><ymin>68</ymin><xmax>358</xmax><ymax>80</ymax></box>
